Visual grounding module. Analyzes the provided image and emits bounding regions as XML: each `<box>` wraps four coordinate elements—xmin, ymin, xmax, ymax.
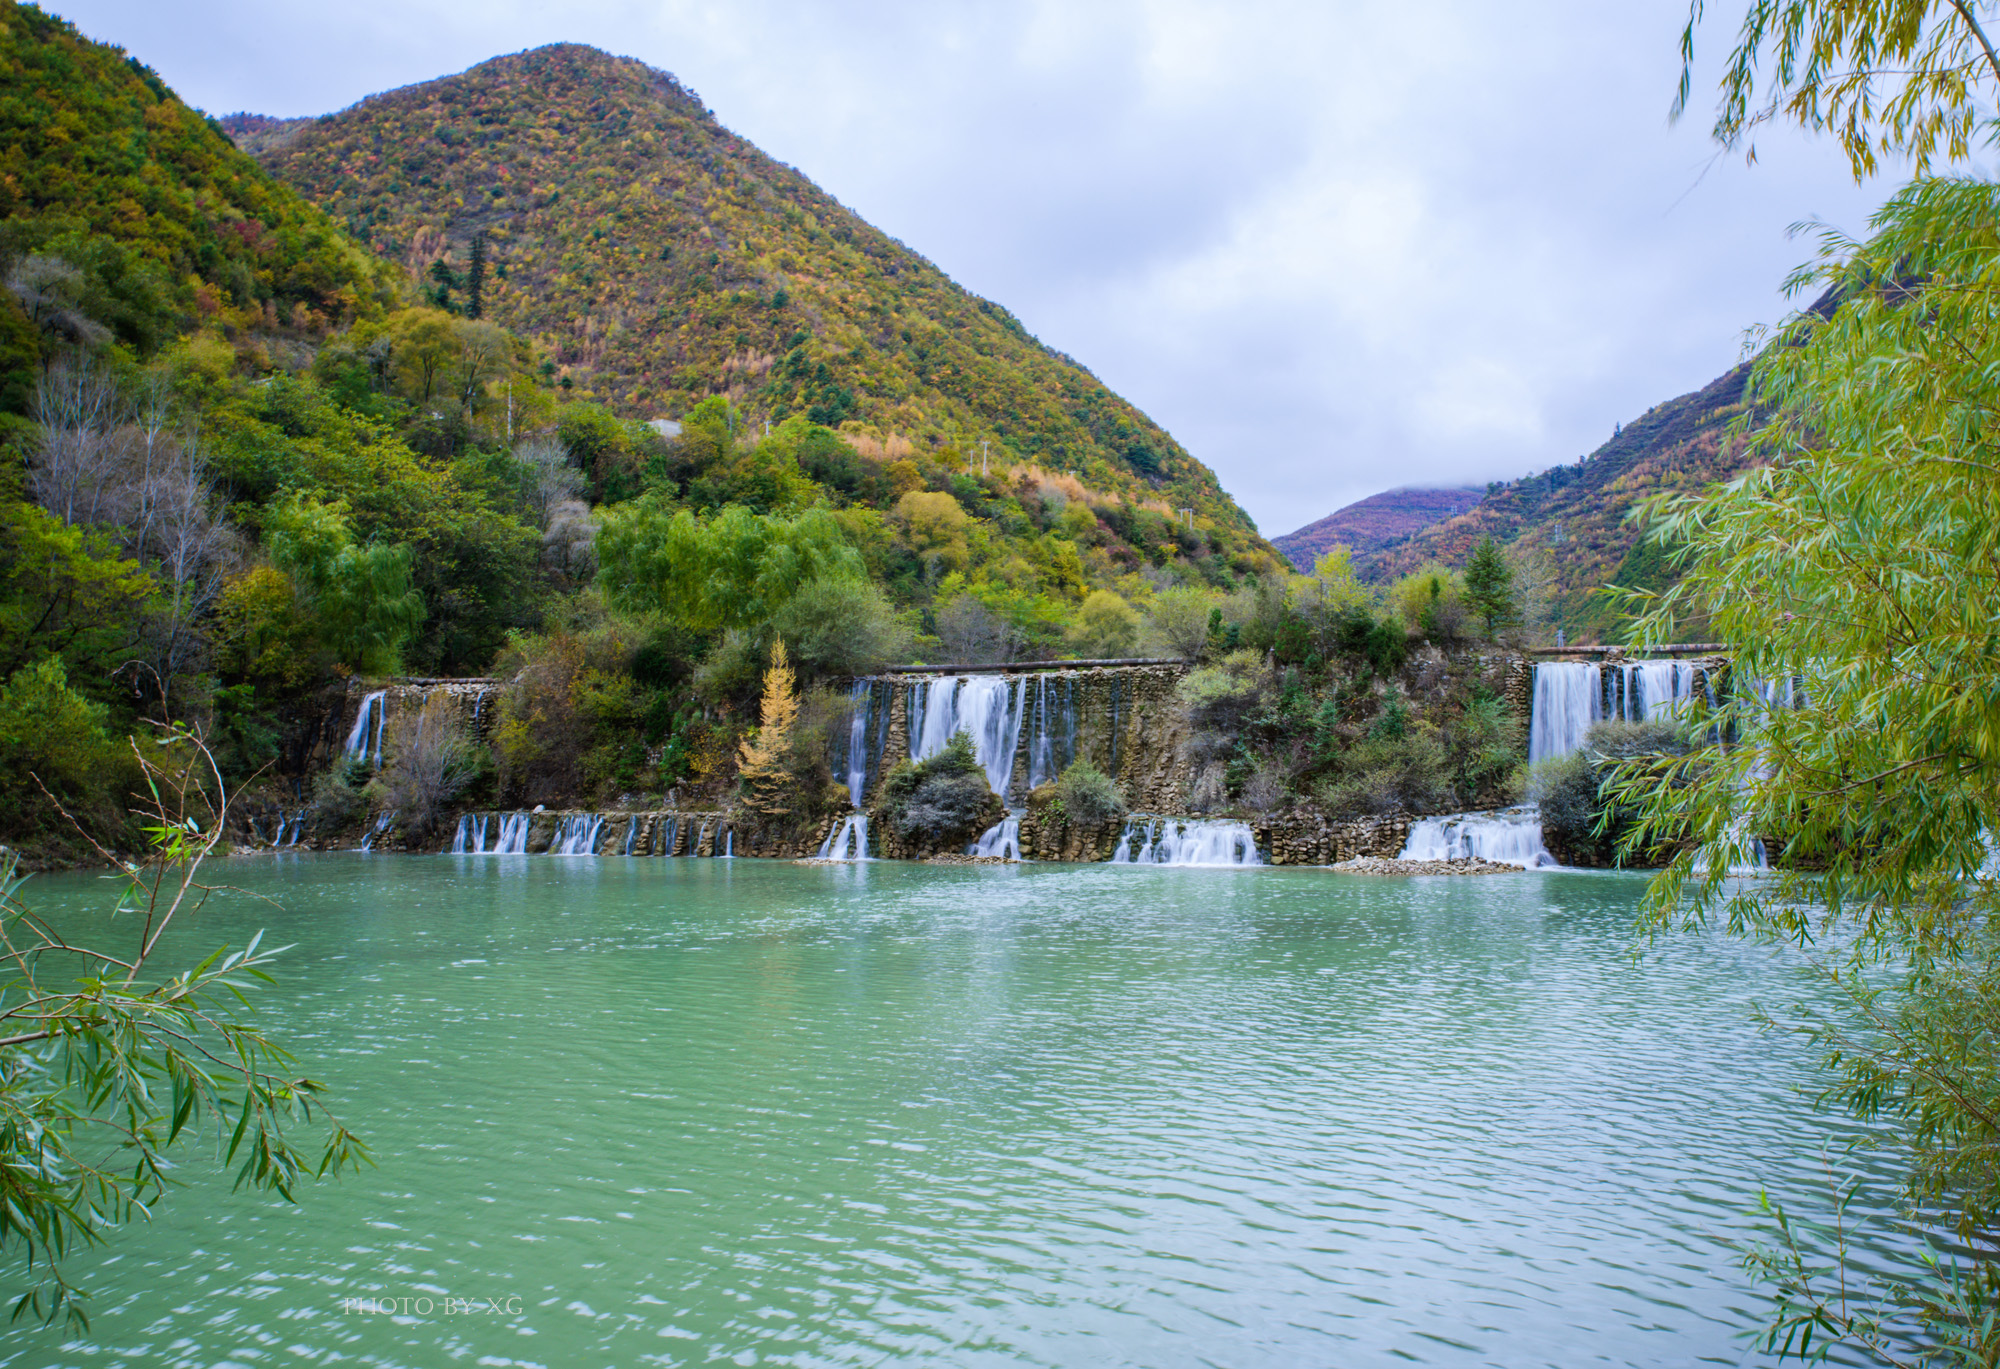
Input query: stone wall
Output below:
<box><xmin>1253</xmin><ymin>811</ymin><xmax>1413</xmax><ymax>865</ymax></box>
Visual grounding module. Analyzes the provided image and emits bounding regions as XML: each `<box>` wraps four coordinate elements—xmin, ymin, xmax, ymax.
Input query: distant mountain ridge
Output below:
<box><xmin>1368</xmin><ymin>364</ymin><xmax>1755</xmax><ymax>637</ymax></box>
<box><xmin>224</xmin><ymin>44</ymin><xmax>1270</xmax><ymax>559</ymax></box>
<box><xmin>1271</xmin><ymin>486</ymin><xmax>1484</xmax><ymax>573</ymax></box>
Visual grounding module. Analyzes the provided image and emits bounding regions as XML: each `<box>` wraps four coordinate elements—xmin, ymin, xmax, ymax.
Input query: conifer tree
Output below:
<box><xmin>1463</xmin><ymin>536</ymin><xmax>1515</xmax><ymax>640</ymax></box>
<box><xmin>467</xmin><ymin>234</ymin><xmax>486</xmax><ymax>320</ymax></box>
<box><xmin>735</xmin><ymin>638</ymin><xmax>799</xmax><ymax>815</ymax></box>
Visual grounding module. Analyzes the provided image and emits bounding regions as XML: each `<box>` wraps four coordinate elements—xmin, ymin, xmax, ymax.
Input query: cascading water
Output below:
<box><xmin>1110</xmin><ymin>818</ymin><xmax>1262</xmax><ymax>867</ymax></box>
<box><xmin>844</xmin><ymin>681</ymin><xmax>872</xmax><ymax>807</ymax></box>
<box><xmin>1025</xmin><ymin>676</ymin><xmax>1077</xmax><ymax>790</ymax></box>
<box><xmin>493</xmin><ymin>813</ymin><xmax>530</xmax><ymax>854</ymax></box>
<box><xmin>1610</xmin><ymin>661</ymin><xmax>1700</xmax><ymax>723</ymax></box>
<box><xmin>360</xmin><ymin>813</ymin><xmax>393</xmax><ymax>852</ymax></box>
<box><xmin>970</xmin><ymin>816</ymin><xmax>1021</xmax><ymax>860</ymax></box>
<box><xmin>1528</xmin><ymin>664</ymin><xmax>1602</xmax><ymax>763</ymax></box>
<box><xmin>549</xmin><ymin>814</ymin><xmax>604</xmax><ymax>855</ymax></box>
<box><xmin>344</xmin><ymin>691</ymin><xmax>388</xmax><ymax>766</ymax></box>
<box><xmin>908</xmin><ymin>676</ymin><xmax>1027</xmax><ymax>796</ymax></box>
<box><xmin>1398</xmin><ymin>808</ymin><xmax>1558</xmax><ymax>868</ymax></box>
<box><xmin>451</xmin><ymin>814</ymin><xmax>489</xmax><ymax>854</ymax></box>
<box><xmin>816</xmin><ymin>813</ymin><xmax>870</xmax><ymax>860</ymax></box>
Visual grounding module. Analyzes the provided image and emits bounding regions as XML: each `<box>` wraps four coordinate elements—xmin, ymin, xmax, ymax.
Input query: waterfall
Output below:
<box><xmin>622</xmin><ymin>820</ymin><xmax>638</xmax><ymax>856</ymax></box>
<box><xmin>1109</xmin><ymin>817</ymin><xmax>1262</xmax><ymax>867</ymax></box>
<box><xmin>344</xmin><ymin>691</ymin><xmax>388</xmax><ymax>766</ymax></box>
<box><xmin>1399</xmin><ymin>808</ymin><xmax>1557</xmax><ymax>868</ymax></box>
<box><xmin>549</xmin><ymin>813</ymin><xmax>603</xmax><ymax>855</ymax></box>
<box><xmin>845</xmin><ymin>680</ymin><xmax>872</xmax><ymax>807</ymax></box>
<box><xmin>493</xmin><ymin>812</ymin><xmax>530</xmax><ymax>854</ymax></box>
<box><xmin>1529</xmin><ymin>664</ymin><xmax>1602</xmax><ymax>763</ymax></box>
<box><xmin>360</xmin><ymin>813</ymin><xmax>393</xmax><ymax>852</ymax></box>
<box><xmin>659</xmin><ymin>816</ymin><xmax>679</xmax><ymax>856</ymax></box>
<box><xmin>1612</xmin><ymin>661</ymin><xmax>1699</xmax><ymax>723</ymax></box>
<box><xmin>908</xmin><ymin>676</ymin><xmax>1027</xmax><ymax>796</ymax></box>
<box><xmin>451</xmin><ymin>814</ymin><xmax>490</xmax><ymax>854</ymax></box>
<box><xmin>817</xmin><ymin>813</ymin><xmax>870</xmax><ymax>860</ymax></box>
<box><xmin>724</xmin><ymin>829</ymin><xmax>733</xmax><ymax>857</ymax></box>
<box><xmin>971</xmin><ymin>815</ymin><xmax>1021</xmax><ymax>860</ymax></box>
<box><xmin>286</xmin><ymin>811</ymin><xmax>307</xmax><ymax>846</ymax></box>
<box><xmin>1025</xmin><ymin>676</ymin><xmax>1077</xmax><ymax>790</ymax></box>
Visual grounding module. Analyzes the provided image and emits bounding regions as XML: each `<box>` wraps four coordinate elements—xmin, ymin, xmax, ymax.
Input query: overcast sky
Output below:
<box><xmin>56</xmin><ymin>0</ymin><xmax>1891</xmax><ymax>536</ymax></box>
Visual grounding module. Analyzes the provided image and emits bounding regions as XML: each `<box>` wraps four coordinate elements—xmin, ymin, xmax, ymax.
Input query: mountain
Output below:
<box><xmin>0</xmin><ymin>3</ymin><xmax>397</xmax><ymax>410</ymax></box>
<box><xmin>224</xmin><ymin>44</ymin><xmax>1270</xmax><ymax>564</ymax></box>
<box><xmin>1365</xmin><ymin>363</ymin><xmax>1753</xmax><ymax>638</ymax></box>
<box><xmin>1271</xmin><ymin>485</ymin><xmax>1483</xmax><ymax>573</ymax></box>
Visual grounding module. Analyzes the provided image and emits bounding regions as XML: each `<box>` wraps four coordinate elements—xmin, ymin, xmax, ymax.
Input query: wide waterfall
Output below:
<box><xmin>344</xmin><ymin>690</ymin><xmax>388</xmax><ymax>766</ymax></box>
<box><xmin>1110</xmin><ymin>818</ymin><xmax>1262</xmax><ymax>867</ymax></box>
<box><xmin>1400</xmin><ymin>808</ymin><xmax>1558</xmax><ymax>868</ymax></box>
<box><xmin>550</xmin><ymin>814</ymin><xmax>604</xmax><ymax>855</ymax></box>
<box><xmin>1528</xmin><ymin>664</ymin><xmax>1602</xmax><ymax>763</ymax></box>
<box><xmin>908</xmin><ymin>676</ymin><xmax>1028</xmax><ymax>796</ymax></box>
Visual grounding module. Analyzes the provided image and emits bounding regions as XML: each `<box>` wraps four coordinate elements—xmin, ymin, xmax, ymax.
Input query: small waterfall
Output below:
<box><xmin>1024</xmin><ymin>676</ymin><xmax>1077</xmax><ymax>790</ymax></box>
<box><xmin>1612</xmin><ymin>661</ymin><xmax>1699</xmax><ymax>723</ymax></box>
<box><xmin>493</xmin><ymin>812</ymin><xmax>530</xmax><ymax>854</ymax></box>
<box><xmin>622</xmin><ymin>820</ymin><xmax>638</xmax><ymax>856</ymax></box>
<box><xmin>1399</xmin><ymin>808</ymin><xmax>1557</xmax><ymax>868</ymax></box>
<box><xmin>816</xmin><ymin>813</ymin><xmax>870</xmax><ymax>860</ymax></box>
<box><xmin>344</xmin><ymin>690</ymin><xmax>388</xmax><ymax>766</ymax></box>
<box><xmin>845</xmin><ymin>681</ymin><xmax>872</xmax><ymax>807</ymax></box>
<box><xmin>451</xmin><ymin>814</ymin><xmax>490</xmax><ymax>854</ymax></box>
<box><xmin>360</xmin><ymin>813</ymin><xmax>393</xmax><ymax>852</ymax></box>
<box><xmin>1109</xmin><ymin>817</ymin><xmax>1261</xmax><ymax>867</ymax></box>
<box><xmin>696</xmin><ymin>819</ymin><xmax>712</xmax><ymax>856</ymax></box>
<box><xmin>285</xmin><ymin>811</ymin><xmax>307</xmax><ymax>846</ymax></box>
<box><xmin>970</xmin><ymin>815</ymin><xmax>1021</xmax><ymax>860</ymax></box>
<box><xmin>908</xmin><ymin>676</ymin><xmax>1027</xmax><ymax>796</ymax></box>
<box><xmin>550</xmin><ymin>813</ymin><xmax>604</xmax><ymax>855</ymax></box>
<box><xmin>724</xmin><ymin>829</ymin><xmax>733</xmax><ymax>857</ymax></box>
<box><xmin>1529</xmin><ymin>664</ymin><xmax>1602</xmax><ymax>763</ymax></box>
<box><xmin>659</xmin><ymin>816</ymin><xmax>679</xmax><ymax>856</ymax></box>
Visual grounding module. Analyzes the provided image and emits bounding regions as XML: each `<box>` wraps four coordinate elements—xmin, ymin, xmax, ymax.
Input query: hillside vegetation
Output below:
<box><xmin>1364</xmin><ymin>365</ymin><xmax>1753</xmax><ymax>638</ymax></box>
<box><xmin>1272</xmin><ymin>485</ymin><xmax>1484</xmax><ymax>573</ymax></box>
<box><xmin>0</xmin><ymin>4</ymin><xmax>398</xmax><ymax>412</ymax></box>
<box><xmin>226</xmin><ymin>44</ymin><xmax>1265</xmax><ymax>560</ymax></box>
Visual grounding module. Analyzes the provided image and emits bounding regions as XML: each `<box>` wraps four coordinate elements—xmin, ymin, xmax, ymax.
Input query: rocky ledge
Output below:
<box><xmin>1330</xmin><ymin>856</ymin><xmax>1523</xmax><ymax>876</ymax></box>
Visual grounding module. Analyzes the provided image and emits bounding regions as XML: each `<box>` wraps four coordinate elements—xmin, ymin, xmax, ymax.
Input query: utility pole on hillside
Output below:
<box><xmin>980</xmin><ymin>439</ymin><xmax>988</xmax><ymax>476</ymax></box>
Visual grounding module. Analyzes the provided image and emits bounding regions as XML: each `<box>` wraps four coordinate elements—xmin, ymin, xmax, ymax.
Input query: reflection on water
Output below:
<box><xmin>0</xmin><ymin>856</ymin><xmax>1896</xmax><ymax>1367</ymax></box>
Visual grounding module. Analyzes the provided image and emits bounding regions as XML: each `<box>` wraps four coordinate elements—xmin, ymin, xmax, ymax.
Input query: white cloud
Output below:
<box><xmin>55</xmin><ymin>0</ymin><xmax>1891</xmax><ymax>534</ymax></box>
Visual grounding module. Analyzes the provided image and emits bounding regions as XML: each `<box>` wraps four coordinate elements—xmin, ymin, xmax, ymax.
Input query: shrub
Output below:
<box><xmin>771</xmin><ymin>575</ymin><xmax>911</xmax><ymax>680</ymax></box>
<box><xmin>0</xmin><ymin>657</ymin><xmax>135</xmax><ymax>848</ymax></box>
<box><xmin>879</xmin><ymin>732</ymin><xmax>997</xmax><ymax>845</ymax></box>
<box><xmin>1054</xmin><ymin>759</ymin><xmax>1126</xmax><ymax>826</ymax></box>
<box><xmin>1314</xmin><ymin>728</ymin><xmax>1452</xmax><ymax>818</ymax></box>
<box><xmin>1527</xmin><ymin>753</ymin><xmax>1608</xmax><ymax>865</ymax></box>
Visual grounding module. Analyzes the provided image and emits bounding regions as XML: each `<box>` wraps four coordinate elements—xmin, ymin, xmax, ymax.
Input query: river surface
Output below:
<box><xmin>0</xmin><ymin>855</ymin><xmax>1883</xmax><ymax>1367</ymax></box>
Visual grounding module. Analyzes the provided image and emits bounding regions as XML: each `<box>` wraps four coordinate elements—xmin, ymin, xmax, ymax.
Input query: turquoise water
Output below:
<box><xmin>0</xmin><ymin>855</ymin><xmax>1869</xmax><ymax>1367</ymax></box>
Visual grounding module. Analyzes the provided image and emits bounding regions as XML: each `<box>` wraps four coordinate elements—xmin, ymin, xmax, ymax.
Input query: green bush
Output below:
<box><xmin>1314</xmin><ymin>728</ymin><xmax>1452</xmax><ymax>818</ymax></box>
<box><xmin>878</xmin><ymin>732</ymin><xmax>997</xmax><ymax>845</ymax></box>
<box><xmin>1054</xmin><ymin>759</ymin><xmax>1126</xmax><ymax>827</ymax></box>
<box><xmin>0</xmin><ymin>657</ymin><xmax>135</xmax><ymax>848</ymax></box>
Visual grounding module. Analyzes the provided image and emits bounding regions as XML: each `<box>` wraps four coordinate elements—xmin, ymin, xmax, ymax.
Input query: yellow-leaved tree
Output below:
<box><xmin>735</xmin><ymin>638</ymin><xmax>799</xmax><ymax>816</ymax></box>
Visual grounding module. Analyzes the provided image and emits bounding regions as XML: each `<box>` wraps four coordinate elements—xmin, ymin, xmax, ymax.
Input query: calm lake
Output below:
<box><xmin>0</xmin><ymin>855</ymin><xmax>1878</xmax><ymax>1367</ymax></box>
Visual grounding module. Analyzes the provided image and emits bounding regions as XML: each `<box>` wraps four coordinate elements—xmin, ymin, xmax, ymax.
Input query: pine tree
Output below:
<box><xmin>1463</xmin><ymin>536</ymin><xmax>1515</xmax><ymax>640</ymax></box>
<box><xmin>467</xmin><ymin>233</ymin><xmax>486</xmax><ymax>320</ymax></box>
<box><xmin>735</xmin><ymin>638</ymin><xmax>799</xmax><ymax>815</ymax></box>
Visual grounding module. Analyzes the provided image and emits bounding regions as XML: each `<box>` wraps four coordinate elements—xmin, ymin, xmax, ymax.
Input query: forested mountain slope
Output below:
<box><xmin>1272</xmin><ymin>486</ymin><xmax>1483</xmax><ymax>573</ymax></box>
<box><xmin>0</xmin><ymin>4</ymin><xmax>398</xmax><ymax>411</ymax></box>
<box><xmin>225</xmin><ymin>44</ymin><xmax>1267</xmax><ymax>558</ymax></box>
<box><xmin>1365</xmin><ymin>364</ymin><xmax>1754</xmax><ymax>636</ymax></box>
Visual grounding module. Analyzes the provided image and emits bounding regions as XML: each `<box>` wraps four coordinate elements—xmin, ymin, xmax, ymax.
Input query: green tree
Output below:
<box><xmin>1462</xmin><ymin>536</ymin><xmax>1516</xmax><ymax>640</ymax></box>
<box><xmin>595</xmin><ymin>501</ymin><xmax>864</xmax><ymax>634</ymax></box>
<box><xmin>1615</xmin><ymin>2</ymin><xmax>2000</xmax><ymax>1357</ymax></box>
<box><xmin>264</xmin><ymin>495</ymin><xmax>424</xmax><ymax>675</ymax></box>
